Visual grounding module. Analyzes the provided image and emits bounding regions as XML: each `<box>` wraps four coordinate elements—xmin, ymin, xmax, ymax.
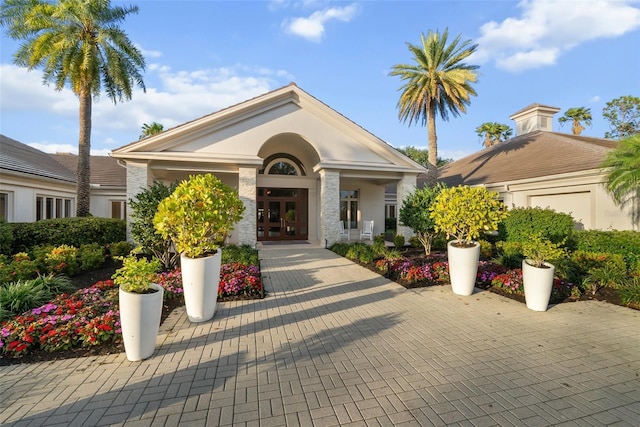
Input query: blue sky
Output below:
<box><xmin>1</xmin><ymin>0</ymin><xmax>639</xmax><ymax>159</ymax></box>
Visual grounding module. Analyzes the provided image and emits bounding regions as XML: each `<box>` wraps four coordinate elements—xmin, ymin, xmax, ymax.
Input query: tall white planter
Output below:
<box><xmin>119</xmin><ymin>283</ymin><xmax>164</xmax><ymax>361</ymax></box>
<box><xmin>447</xmin><ymin>241</ymin><xmax>480</xmax><ymax>296</ymax></box>
<box><xmin>181</xmin><ymin>250</ymin><xmax>222</xmax><ymax>323</ymax></box>
<box><xmin>522</xmin><ymin>259</ymin><xmax>555</xmax><ymax>311</ymax></box>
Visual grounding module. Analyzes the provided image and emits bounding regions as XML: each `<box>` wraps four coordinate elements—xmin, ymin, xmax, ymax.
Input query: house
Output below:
<box><xmin>110</xmin><ymin>83</ymin><xmax>426</xmax><ymax>247</ymax></box>
<box><xmin>436</xmin><ymin>104</ymin><xmax>637</xmax><ymax>231</ymax></box>
<box><xmin>0</xmin><ymin>135</ymin><xmax>126</xmax><ymax>222</ymax></box>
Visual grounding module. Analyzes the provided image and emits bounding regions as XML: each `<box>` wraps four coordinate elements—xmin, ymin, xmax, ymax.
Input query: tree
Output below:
<box><xmin>603</xmin><ymin>96</ymin><xmax>640</xmax><ymax>139</ymax></box>
<box><xmin>558</xmin><ymin>107</ymin><xmax>592</xmax><ymax>135</ymax></box>
<box><xmin>390</xmin><ymin>28</ymin><xmax>479</xmax><ymax>187</ymax></box>
<box><xmin>129</xmin><ymin>180</ymin><xmax>179</xmax><ymax>270</ymax></box>
<box><xmin>0</xmin><ymin>0</ymin><xmax>146</xmax><ymax>217</ymax></box>
<box><xmin>475</xmin><ymin>122</ymin><xmax>513</xmax><ymax>148</ymax></box>
<box><xmin>399</xmin><ymin>183</ymin><xmax>446</xmax><ymax>256</ymax></box>
<box><xmin>139</xmin><ymin>122</ymin><xmax>164</xmax><ymax>139</ymax></box>
<box><xmin>601</xmin><ymin>134</ymin><xmax>640</xmax><ymax>223</ymax></box>
<box><xmin>396</xmin><ymin>146</ymin><xmax>453</xmax><ymax>168</ymax></box>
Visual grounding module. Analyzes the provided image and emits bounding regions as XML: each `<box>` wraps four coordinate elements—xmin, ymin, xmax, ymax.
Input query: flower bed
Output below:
<box><xmin>1</xmin><ymin>262</ymin><xmax>262</xmax><ymax>364</ymax></box>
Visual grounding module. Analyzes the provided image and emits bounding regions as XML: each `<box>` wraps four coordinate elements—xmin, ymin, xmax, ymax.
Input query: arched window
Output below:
<box><xmin>260</xmin><ymin>153</ymin><xmax>306</xmax><ymax>176</ymax></box>
<box><xmin>268</xmin><ymin>160</ymin><xmax>299</xmax><ymax>175</ymax></box>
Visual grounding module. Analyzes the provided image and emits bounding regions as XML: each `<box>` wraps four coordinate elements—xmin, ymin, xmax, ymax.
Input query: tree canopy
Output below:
<box><xmin>558</xmin><ymin>107</ymin><xmax>592</xmax><ymax>135</ymax></box>
<box><xmin>0</xmin><ymin>0</ymin><xmax>146</xmax><ymax>216</ymax></box>
<box><xmin>475</xmin><ymin>122</ymin><xmax>513</xmax><ymax>148</ymax></box>
<box><xmin>603</xmin><ymin>96</ymin><xmax>640</xmax><ymax>140</ymax></box>
<box><xmin>390</xmin><ymin>28</ymin><xmax>479</xmax><ymax>186</ymax></box>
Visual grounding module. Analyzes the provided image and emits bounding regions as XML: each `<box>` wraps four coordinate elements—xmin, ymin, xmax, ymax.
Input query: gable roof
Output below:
<box><xmin>111</xmin><ymin>83</ymin><xmax>426</xmax><ymax>175</ymax></box>
<box><xmin>50</xmin><ymin>153</ymin><xmax>126</xmax><ymax>187</ymax></box>
<box><xmin>436</xmin><ymin>130</ymin><xmax>618</xmax><ymax>187</ymax></box>
<box><xmin>0</xmin><ymin>134</ymin><xmax>76</xmax><ymax>183</ymax></box>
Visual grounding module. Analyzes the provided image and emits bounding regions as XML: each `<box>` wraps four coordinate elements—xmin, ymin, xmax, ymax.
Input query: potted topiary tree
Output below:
<box><xmin>154</xmin><ymin>173</ymin><xmax>245</xmax><ymax>323</ymax></box>
<box><xmin>112</xmin><ymin>254</ymin><xmax>163</xmax><ymax>361</ymax></box>
<box><xmin>430</xmin><ymin>185</ymin><xmax>508</xmax><ymax>296</ymax></box>
<box><xmin>521</xmin><ymin>233</ymin><xmax>567</xmax><ymax>311</ymax></box>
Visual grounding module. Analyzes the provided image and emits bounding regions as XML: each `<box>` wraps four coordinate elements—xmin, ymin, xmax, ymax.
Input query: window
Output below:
<box><xmin>36</xmin><ymin>195</ymin><xmax>72</xmax><ymax>221</ymax></box>
<box><xmin>0</xmin><ymin>193</ymin><xmax>8</xmax><ymax>222</ymax></box>
<box><xmin>111</xmin><ymin>200</ymin><xmax>126</xmax><ymax>219</ymax></box>
<box><xmin>340</xmin><ymin>190</ymin><xmax>359</xmax><ymax>229</ymax></box>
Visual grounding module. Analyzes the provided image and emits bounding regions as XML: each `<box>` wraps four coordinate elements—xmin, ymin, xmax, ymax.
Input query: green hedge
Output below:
<box><xmin>574</xmin><ymin>230</ymin><xmax>640</xmax><ymax>271</ymax></box>
<box><xmin>8</xmin><ymin>217</ymin><xmax>126</xmax><ymax>254</ymax></box>
<box><xmin>498</xmin><ymin>207</ymin><xmax>574</xmax><ymax>245</ymax></box>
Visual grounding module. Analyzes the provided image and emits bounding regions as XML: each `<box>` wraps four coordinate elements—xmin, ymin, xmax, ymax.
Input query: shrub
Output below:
<box><xmin>44</xmin><ymin>245</ymin><xmax>79</xmax><ymax>276</ymax></box>
<box><xmin>581</xmin><ymin>265</ymin><xmax>628</xmax><ymax>295</ymax></box>
<box><xmin>9</xmin><ymin>253</ymin><xmax>38</xmax><ymax>281</ymax></box>
<box><xmin>329</xmin><ymin>242</ymin><xmax>351</xmax><ymax>257</ymax></box>
<box><xmin>10</xmin><ymin>217</ymin><xmax>126</xmax><ymax>253</ymax></box>
<box><xmin>430</xmin><ymin>185</ymin><xmax>507</xmax><ymax>246</ymax></box>
<box><xmin>399</xmin><ymin>184</ymin><xmax>446</xmax><ymax>255</ymax></box>
<box><xmin>79</xmin><ymin>244</ymin><xmax>105</xmax><ymax>271</ymax></box>
<box><xmin>394</xmin><ymin>234</ymin><xmax>405</xmax><ymax>249</ymax></box>
<box><xmin>0</xmin><ymin>280</ymin><xmax>50</xmax><ymax>321</ymax></box>
<box><xmin>221</xmin><ymin>245</ymin><xmax>259</xmax><ymax>265</ymax></box>
<box><xmin>109</xmin><ymin>241</ymin><xmax>134</xmax><ymax>257</ymax></box>
<box><xmin>129</xmin><ymin>180</ymin><xmax>179</xmax><ymax>269</ymax></box>
<box><xmin>112</xmin><ymin>255</ymin><xmax>162</xmax><ymax>293</ymax></box>
<box><xmin>478</xmin><ymin>239</ymin><xmax>493</xmax><ymax>260</ymax></box>
<box><xmin>495</xmin><ymin>241</ymin><xmax>524</xmax><ymax>269</ymax></box>
<box><xmin>0</xmin><ymin>221</ymin><xmax>13</xmax><ymax>255</ymax></box>
<box><xmin>154</xmin><ymin>174</ymin><xmax>245</xmax><ymax>259</ymax></box>
<box><xmin>619</xmin><ymin>277</ymin><xmax>640</xmax><ymax>306</ymax></box>
<box><xmin>498</xmin><ymin>207</ymin><xmax>574</xmax><ymax>245</ymax></box>
<box><xmin>574</xmin><ymin>230</ymin><xmax>640</xmax><ymax>271</ymax></box>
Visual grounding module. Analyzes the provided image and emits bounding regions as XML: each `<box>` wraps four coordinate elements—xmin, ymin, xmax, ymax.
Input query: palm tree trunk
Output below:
<box><xmin>426</xmin><ymin>104</ymin><xmax>438</xmax><ymax>187</ymax></box>
<box><xmin>76</xmin><ymin>90</ymin><xmax>92</xmax><ymax>217</ymax></box>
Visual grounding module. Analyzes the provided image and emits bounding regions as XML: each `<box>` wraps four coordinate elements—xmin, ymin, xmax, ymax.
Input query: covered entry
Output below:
<box><xmin>257</xmin><ymin>188</ymin><xmax>308</xmax><ymax>241</ymax></box>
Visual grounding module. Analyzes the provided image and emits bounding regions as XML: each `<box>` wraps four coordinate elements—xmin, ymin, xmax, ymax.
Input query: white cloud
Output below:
<box><xmin>474</xmin><ymin>0</ymin><xmax>640</xmax><ymax>72</ymax></box>
<box><xmin>284</xmin><ymin>3</ymin><xmax>358</xmax><ymax>42</ymax></box>
<box><xmin>1</xmin><ymin>62</ymin><xmax>292</xmax><ymax>151</ymax></box>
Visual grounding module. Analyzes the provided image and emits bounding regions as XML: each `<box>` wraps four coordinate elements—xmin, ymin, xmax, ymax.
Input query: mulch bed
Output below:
<box><xmin>358</xmin><ymin>246</ymin><xmax>638</xmax><ymax>310</ymax></box>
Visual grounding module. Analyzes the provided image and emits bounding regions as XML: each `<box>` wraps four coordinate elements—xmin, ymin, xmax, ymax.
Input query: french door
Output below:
<box><xmin>257</xmin><ymin>188</ymin><xmax>308</xmax><ymax>241</ymax></box>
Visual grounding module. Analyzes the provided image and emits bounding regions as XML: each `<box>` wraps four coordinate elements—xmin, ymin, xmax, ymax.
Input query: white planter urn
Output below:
<box><xmin>180</xmin><ymin>250</ymin><xmax>222</xmax><ymax>323</ymax></box>
<box><xmin>522</xmin><ymin>259</ymin><xmax>555</xmax><ymax>311</ymax></box>
<box><xmin>119</xmin><ymin>283</ymin><xmax>164</xmax><ymax>361</ymax></box>
<box><xmin>447</xmin><ymin>240</ymin><xmax>480</xmax><ymax>296</ymax></box>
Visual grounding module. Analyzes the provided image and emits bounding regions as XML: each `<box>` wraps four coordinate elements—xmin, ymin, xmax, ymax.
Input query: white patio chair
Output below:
<box><xmin>360</xmin><ymin>220</ymin><xmax>374</xmax><ymax>241</ymax></box>
<box><xmin>340</xmin><ymin>220</ymin><xmax>350</xmax><ymax>240</ymax></box>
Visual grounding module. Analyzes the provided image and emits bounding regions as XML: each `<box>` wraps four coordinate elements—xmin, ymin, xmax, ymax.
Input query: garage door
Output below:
<box><xmin>529</xmin><ymin>192</ymin><xmax>591</xmax><ymax>229</ymax></box>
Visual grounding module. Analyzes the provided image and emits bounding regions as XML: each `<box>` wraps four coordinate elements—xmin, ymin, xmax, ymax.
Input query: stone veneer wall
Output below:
<box><xmin>237</xmin><ymin>167</ymin><xmax>257</xmax><ymax>247</ymax></box>
<box><xmin>320</xmin><ymin>169</ymin><xmax>340</xmax><ymax>246</ymax></box>
<box><xmin>125</xmin><ymin>161</ymin><xmax>150</xmax><ymax>242</ymax></box>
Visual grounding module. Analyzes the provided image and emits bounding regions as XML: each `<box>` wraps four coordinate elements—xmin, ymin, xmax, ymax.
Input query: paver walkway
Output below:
<box><xmin>1</xmin><ymin>247</ymin><xmax>639</xmax><ymax>426</ymax></box>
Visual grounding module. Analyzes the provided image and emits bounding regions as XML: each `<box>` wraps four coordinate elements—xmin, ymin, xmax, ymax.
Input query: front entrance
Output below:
<box><xmin>257</xmin><ymin>188</ymin><xmax>308</xmax><ymax>241</ymax></box>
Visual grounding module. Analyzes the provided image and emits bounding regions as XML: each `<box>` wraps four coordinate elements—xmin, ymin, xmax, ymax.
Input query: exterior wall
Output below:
<box><xmin>341</xmin><ymin>178</ymin><xmax>385</xmax><ymax>240</ymax></box>
<box><xmin>0</xmin><ymin>173</ymin><xmax>75</xmax><ymax>222</ymax></box>
<box><xmin>487</xmin><ymin>170</ymin><xmax>637</xmax><ymax>231</ymax></box>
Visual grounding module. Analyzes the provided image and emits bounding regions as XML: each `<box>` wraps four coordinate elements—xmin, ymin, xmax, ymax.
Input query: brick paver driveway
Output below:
<box><xmin>1</xmin><ymin>247</ymin><xmax>639</xmax><ymax>426</ymax></box>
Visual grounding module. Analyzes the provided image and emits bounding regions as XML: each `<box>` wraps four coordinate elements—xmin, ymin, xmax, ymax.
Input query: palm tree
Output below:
<box><xmin>0</xmin><ymin>0</ymin><xmax>146</xmax><ymax>217</ymax></box>
<box><xmin>475</xmin><ymin>122</ymin><xmax>513</xmax><ymax>148</ymax></box>
<box><xmin>140</xmin><ymin>122</ymin><xmax>164</xmax><ymax>139</ymax></box>
<box><xmin>389</xmin><ymin>28</ymin><xmax>479</xmax><ymax>186</ymax></box>
<box><xmin>558</xmin><ymin>107</ymin><xmax>592</xmax><ymax>135</ymax></box>
<box><xmin>602</xmin><ymin>134</ymin><xmax>640</xmax><ymax>222</ymax></box>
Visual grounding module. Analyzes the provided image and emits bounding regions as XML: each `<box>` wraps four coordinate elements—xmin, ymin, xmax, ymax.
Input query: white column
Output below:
<box><xmin>125</xmin><ymin>161</ymin><xmax>151</xmax><ymax>242</ymax></box>
<box><xmin>320</xmin><ymin>169</ymin><xmax>340</xmax><ymax>247</ymax></box>
<box><xmin>396</xmin><ymin>173</ymin><xmax>417</xmax><ymax>243</ymax></box>
<box><xmin>237</xmin><ymin>167</ymin><xmax>257</xmax><ymax>247</ymax></box>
